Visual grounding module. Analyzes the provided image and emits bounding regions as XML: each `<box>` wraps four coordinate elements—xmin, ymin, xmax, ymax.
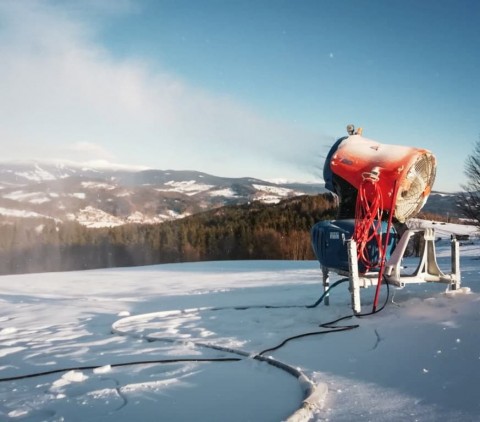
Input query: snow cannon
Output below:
<box><xmin>324</xmin><ymin>126</ymin><xmax>436</xmax><ymax>223</ymax></box>
<box><xmin>312</xmin><ymin>125</ymin><xmax>437</xmax><ymax>274</ymax></box>
<box><xmin>311</xmin><ymin>125</ymin><xmax>460</xmax><ymax>315</ymax></box>
<box><xmin>311</xmin><ymin>218</ymin><xmax>397</xmax><ymax>274</ymax></box>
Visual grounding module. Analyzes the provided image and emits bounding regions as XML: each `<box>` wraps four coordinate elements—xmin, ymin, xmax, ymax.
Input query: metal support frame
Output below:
<box><xmin>347</xmin><ymin>239</ymin><xmax>362</xmax><ymax>315</ymax></box>
<box><xmin>321</xmin><ymin>265</ymin><xmax>330</xmax><ymax>306</ymax></box>
<box><xmin>320</xmin><ymin>228</ymin><xmax>461</xmax><ymax>314</ymax></box>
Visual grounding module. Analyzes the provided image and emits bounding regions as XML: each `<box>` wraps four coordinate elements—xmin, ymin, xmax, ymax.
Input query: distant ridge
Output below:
<box><xmin>0</xmin><ymin>161</ymin><xmax>326</xmax><ymax>227</ymax></box>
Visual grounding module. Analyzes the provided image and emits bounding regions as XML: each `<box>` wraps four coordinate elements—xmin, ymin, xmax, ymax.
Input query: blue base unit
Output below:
<box><xmin>311</xmin><ymin>219</ymin><xmax>397</xmax><ymax>274</ymax></box>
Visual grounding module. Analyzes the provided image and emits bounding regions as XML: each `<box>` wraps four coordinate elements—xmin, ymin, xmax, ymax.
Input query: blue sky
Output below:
<box><xmin>0</xmin><ymin>0</ymin><xmax>478</xmax><ymax>192</ymax></box>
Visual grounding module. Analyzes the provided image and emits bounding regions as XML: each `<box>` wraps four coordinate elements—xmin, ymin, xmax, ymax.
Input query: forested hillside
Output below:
<box><xmin>0</xmin><ymin>194</ymin><xmax>337</xmax><ymax>275</ymax></box>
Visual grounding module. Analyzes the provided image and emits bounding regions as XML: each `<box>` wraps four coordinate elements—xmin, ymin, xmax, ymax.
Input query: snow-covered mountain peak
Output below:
<box><xmin>0</xmin><ymin>161</ymin><xmax>325</xmax><ymax>227</ymax></box>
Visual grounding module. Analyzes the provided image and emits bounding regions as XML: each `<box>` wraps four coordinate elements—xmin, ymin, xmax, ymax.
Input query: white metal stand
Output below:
<box><xmin>321</xmin><ymin>229</ymin><xmax>461</xmax><ymax>314</ymax></box>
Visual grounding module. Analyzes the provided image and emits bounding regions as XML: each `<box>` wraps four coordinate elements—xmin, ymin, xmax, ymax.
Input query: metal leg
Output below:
<box><xmin>451</xmin><ymin>239</ymin><xmax>461</xmax><ymax>290</ymax></box>
<box><xmin>321</xmin><ymin>265</ymin><xmax>330</xmax><ymax>306</ymax></box>
<box><xmin>347</xmin><ymin>240</ymin><xmax>361</xmax><ymax>314</ymax></box>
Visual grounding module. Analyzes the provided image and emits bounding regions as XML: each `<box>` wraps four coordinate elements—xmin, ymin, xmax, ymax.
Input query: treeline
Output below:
<box><xmin>0</xmin><ymin>194</ymin><xmax>338</xmax><ymax>275</ymax></box>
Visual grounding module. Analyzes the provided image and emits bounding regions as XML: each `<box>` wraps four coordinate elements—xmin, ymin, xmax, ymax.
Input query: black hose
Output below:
<box><xmin>0</xmin><ymin>358</ymin><xmax>241</xmax><ymax>383</ymax></box>
<box><xmin>0</xmin><ymin>275</ymin><xmax>386</xmax><ymax>383</ymax></box>
<box><xmin>257</xmin><ymin>276</ymin><xmax>391</xmax><ymax>356</ymax></box>
<box><xmin>306</xmin><ymin>277</ymin><xmax>350</xmax><ymax>308</ymax></box>
<box><xmin>257</xmin><ymin>325</ymin><xmax>358</xmax><ymax>356</ymax></box>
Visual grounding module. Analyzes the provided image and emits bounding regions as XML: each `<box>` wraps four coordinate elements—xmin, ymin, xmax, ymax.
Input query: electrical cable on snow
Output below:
<box><xmin>0</xmin><ymin>357</ymin><xmax>241</xmax><ymax>383</ymax></box>
<box><xmin>0</xmin><ymin>276</ymin><xmax>389</xmax><ymax>383</ymax></box>
<box><xmin>0</xmin><ymin>282</ymin><xmax>345</xmax><ymax>382</ymax></box>
<box><xmin>257</xmin><ymin>324</ymin><xmax>359</xmax><ymax>356</ymax></box>
<box><xmin>0</xmin><ymin>276</ymin><xmax>391</xmax><ymax>421</ymax></box>
<box><xmin>305</xmin><ymin>278</ymin><xmax>349</xmax><ymax>308</ymax></box>
<box><xmin>257</xmin><ymin>278</ymin><xmax>391</xmax><ymax>356</ymax></box>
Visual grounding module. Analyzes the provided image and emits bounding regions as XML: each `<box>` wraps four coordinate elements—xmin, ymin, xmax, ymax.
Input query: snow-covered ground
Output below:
<box><xmin>1</xmin><ymin>224</ymin><xmax>479</xmax><ymax>421</ymax></box>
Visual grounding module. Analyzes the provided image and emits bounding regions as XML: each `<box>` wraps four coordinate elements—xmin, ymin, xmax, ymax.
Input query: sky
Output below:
<box><xmin>0</xmin><ymin>0</ymin><xmax>479</xmax><ymax>192</ymax></box>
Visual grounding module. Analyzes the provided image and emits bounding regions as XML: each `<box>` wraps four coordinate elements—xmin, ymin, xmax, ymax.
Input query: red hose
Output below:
<box><xmin>372</xmin><ymin>180</ymin><xmax>399</xmax><ymax>312</ymax></box>
<box><xmin>353</xmin><ymin>176</ymin><xmax>384</xmax><ymax>272</ymax></box>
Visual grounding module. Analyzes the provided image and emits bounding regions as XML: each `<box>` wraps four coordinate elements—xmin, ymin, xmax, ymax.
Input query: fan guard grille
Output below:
<box><xmin>395</xmin><ymin>153</ymin><xmax>436</xmax><ymax>222</ymax></box>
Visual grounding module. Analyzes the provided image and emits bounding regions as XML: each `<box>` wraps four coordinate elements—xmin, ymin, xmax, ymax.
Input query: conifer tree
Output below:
<box><xmin>459</xmin><ymin>137</ymin><xmax>480</xmax><ymax>226</ymax></box>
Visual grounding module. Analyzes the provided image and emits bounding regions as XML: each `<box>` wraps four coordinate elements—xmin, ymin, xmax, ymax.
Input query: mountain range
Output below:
<box><xmin>0</xmin><ymin>161</ymin><xmax>329</xmax><ymax>228</ymax></box>
<box><xmin>0</xmin><ymin>161</ymin><xmax>462</xmax><ymax>228</ymax></box>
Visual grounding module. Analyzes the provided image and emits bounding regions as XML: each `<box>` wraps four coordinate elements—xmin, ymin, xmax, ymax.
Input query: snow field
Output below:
<box><xmin>0</xmin><ymin>239</ymin><xmax>479</xmax><ymax>421</ymax></box>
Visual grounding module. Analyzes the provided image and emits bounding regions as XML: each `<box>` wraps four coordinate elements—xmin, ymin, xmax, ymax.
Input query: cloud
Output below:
<box><xmin>63</xmin><ymin>141</ymin><xmax>116</xmax><ymax>162</ymax></box>
<box><xmin>0</xmin><ymin>0</ymin><xmax>327</xmax><ymax>180</ymax></box>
